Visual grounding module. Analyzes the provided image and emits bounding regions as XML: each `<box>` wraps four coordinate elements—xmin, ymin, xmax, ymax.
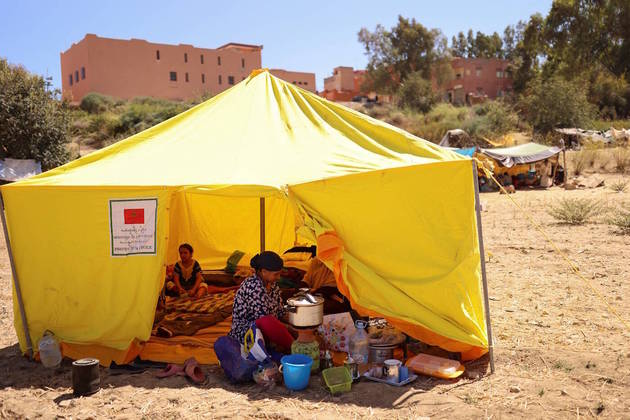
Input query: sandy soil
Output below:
<box><xmin>0</xmin><ymin>174</ymin><xmax>629</xmax><ymax>419</ymax></box>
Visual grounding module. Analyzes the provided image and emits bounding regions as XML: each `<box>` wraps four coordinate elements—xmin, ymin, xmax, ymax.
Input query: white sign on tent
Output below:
<box><xmin>109</xmin><ymin>198</ymin><xmax>157</xmax><ymax>256</ymax></box>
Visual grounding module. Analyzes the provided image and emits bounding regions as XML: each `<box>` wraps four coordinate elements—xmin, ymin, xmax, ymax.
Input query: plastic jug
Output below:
<box><xmin>348</xmin><ymin>320</ymin><xmax>369</xmax><ymax>365</ymax></box>
<box><xmin>38</xmin><ymin>330</ymin><xmax>62</xmax><ymax>368</ymax></box>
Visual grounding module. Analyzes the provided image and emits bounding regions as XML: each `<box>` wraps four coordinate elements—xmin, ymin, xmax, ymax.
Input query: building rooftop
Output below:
<box><xmin>63</xmin><ymin>34</ymin><xmax>263</xmax><ymax>54</ymax></box>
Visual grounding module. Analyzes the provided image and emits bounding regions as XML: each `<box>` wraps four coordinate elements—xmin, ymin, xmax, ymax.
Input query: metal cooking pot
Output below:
<box><xmin>285</xmin><ymin>290</ymin><xmax>324</xmax><ymax>327</ymax></box>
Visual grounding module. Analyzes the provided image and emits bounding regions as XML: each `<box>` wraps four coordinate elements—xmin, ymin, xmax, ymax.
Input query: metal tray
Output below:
<box><xmin>362</xmin><ymin>372</ymin><xmax>418</xmax><ymax>387</ymax></box>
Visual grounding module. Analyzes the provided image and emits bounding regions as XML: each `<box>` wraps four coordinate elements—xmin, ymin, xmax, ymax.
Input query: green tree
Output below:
<box><xmin>519</xmin><ymin>76</ymin><xmax>596</xmax><ymax>133</ymax></box>
<box><xmin>466</xmin><ymin>29</ymin><xmax>475</xmax><ymax>58</ymax></box>
<box><xmin>543</xmin><ymin>0</ymin><xmax>630</xmax><ymax>80</ymax></box>
<box><xmin>512</xmin><ymin>13</ymin><xmax>545</xmax><ymax>93</ymax></box>
<box><xmin>397</xmin><ymin>71</ymin><xmax>436</xmax><ymax>113</ymax></box>
<box><xmin>0</xmin><ymin>59</ymin><xmax>70</xmax><ymax>170</ymax></box>
<box><xmin>358</xmin><ymin>16</ymin><xmax>446</xmax><ymax>93</ymax></box>
<box><xmin>451</xmin><ymin>32</ymin><xmax>468</xmax><ymax>57</ymax></box>
<box><xmin>503</xmin><ymin>25</ymin><xmax>516</xmax><ymax>60</ymax></box>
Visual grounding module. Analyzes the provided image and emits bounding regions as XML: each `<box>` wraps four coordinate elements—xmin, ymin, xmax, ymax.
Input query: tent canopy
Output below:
<box><xmin>480</xmin><ymin>142</ymin><xmax>562</xmax><ymax>168</ymax></box>
<box><xmin>1</xmin><ymin>70</ymin><xmax>488</xmax><ymax>363</ymax></box>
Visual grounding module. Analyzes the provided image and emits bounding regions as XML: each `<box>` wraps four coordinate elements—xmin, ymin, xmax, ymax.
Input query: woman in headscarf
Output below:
<box><xmin>228</xmin><ymin>251</ymin><xmax>294</xmax><ymax>352</ymax></box>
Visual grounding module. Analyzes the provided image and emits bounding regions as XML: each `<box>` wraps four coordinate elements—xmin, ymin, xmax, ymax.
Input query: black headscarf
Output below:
<box><xmin>250</xmin><ymin>251</ymin><xmax>283</xmax><ymax>271</ymax></box>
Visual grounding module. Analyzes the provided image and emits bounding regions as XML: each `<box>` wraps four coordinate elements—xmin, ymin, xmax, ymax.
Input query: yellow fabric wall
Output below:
<box><xmin>166</xmin><ymin>188</ymin><xmax>297</xmax><ymax>269</ymax></box>
<box><xmin>3</xmin><ymin>187</ymin><xmax>169</xmax><ymax>352</ymax></box>
<box><xmin>290</xmin><ymin>160</ymin><xmax>488</xmax><ymax>351</ymax></box>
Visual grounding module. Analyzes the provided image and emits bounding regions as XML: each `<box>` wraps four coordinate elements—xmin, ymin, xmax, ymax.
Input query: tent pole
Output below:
<box><xmin>259</xmin><ymin>197</ymin><xmax>266</xmax><ymax>252</ymax></box>
<box><xmin>560</xmin><ymin>139</ymin><xmax>567</xmax><ymax>186</ymax></box>
<box><xmin>472</xmin><ymin>161</ymin><xmax>495</xmax><ymax>374</ymax></box>
<box><xmin>0</xmin><ymin>191</ymin><xmax>33</xmax><ymax>359</ymax></box>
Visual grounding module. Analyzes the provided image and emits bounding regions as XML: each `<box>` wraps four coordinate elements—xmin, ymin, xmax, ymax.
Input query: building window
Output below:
<box><xmin>476</xmin><ymin>68</ymin><xmax>482</xmax><ymax>77</ymax></box>
<box><xmin>170</xmin><ymin>71</ymin><xmax>177</xmax><ymax>81</ymax></box>
<box><xmin>184</xmin><ymin>53</ymin><xmax>188</xmax><ymax>63</ymax></box>
<box><xmin>202</xmin><ymin>74</ymin><xmax>205</xmax><ymax>84</ymax></box>
<box><xmin>497</xmin><ymin>89</ymin><xmax>503</xmax><ymax>97</ymax></box>
<box><xmin>228</xmin><ymin>76</ymin><xmax>235</xmax><ymax>85</ymax></box>
<box><xmin>185</xmin><ymin>72</ymin><xmax>189</xmax><ymax>82</ymax></box>
<box><xmin>69</xmin><ymin>74</ymin><xmax>73</xmax><ymax>86</ymax></box>
<box><xmin>218</xmin><ymin>56</ymin><xmax>221</xmax><ymax>65</ymax></box>
<box><xmin>496</xmin><ymin>69</ymin><xmax>503</xmax><ymax>78</ymax></box>
<box><xmin>200</xmin><ymin>54</ymin><xmax>204</xmax><ymax>64</ymax></box>
<box><xmin>466</xmin><ymin>69</ymin><xmax>471</xmax><ymax>75</ymax></box>
<box><xmin>75</xmin><ymin>70</ymin><xmax>79</xmax><ymax>83</ymax></box>
<box><xmin>455</xmin><ymin>73</ymin><xmax>462</xmax><ymax>79</ymax></box>
<box><xmin>241</xmin><ymin>58</ymin><xmax>245</xmax><ymax>68</ymax></box>
<box><xmin>81</xmin><ymin>67</ymin><xmax>85</xmax><ymax>80</ymax></box>
<box><xmin>156</xmin><ymin>50</ymin><xmax>160</xmax><ymax>60</ymax></box>
<box><xmin>218</xmin><ymin>75</ymin><xmax>222</xmax><ymax>84</ymax></box>
<box><xmin>304</xmin><ymin>82</ymin><xmax>308</xmax><ymax>85</ymax></box>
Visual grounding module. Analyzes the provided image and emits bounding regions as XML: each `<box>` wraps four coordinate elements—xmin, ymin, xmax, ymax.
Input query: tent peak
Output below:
<box><xmin>249</xmin><ymin>68</ymin><xmax>270</xmax><ymax>78</ymax></box>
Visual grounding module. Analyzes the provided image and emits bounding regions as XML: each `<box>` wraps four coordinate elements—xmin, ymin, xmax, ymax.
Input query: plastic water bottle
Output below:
<box><xmin>349</xmin><ymin>320</ymin><xmax>369</xmax><ymax>365</ymax></box>
<box><xmin>38</xmin><ymin>330</ymin><xmax>62</xmax><ymax>368</ymax></box>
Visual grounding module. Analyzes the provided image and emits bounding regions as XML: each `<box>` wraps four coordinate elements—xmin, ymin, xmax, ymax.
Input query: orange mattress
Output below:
<box><xmin>138</xmin><ymin>317</ymin><xmax>233</xmax><ymax>365</ymax></box>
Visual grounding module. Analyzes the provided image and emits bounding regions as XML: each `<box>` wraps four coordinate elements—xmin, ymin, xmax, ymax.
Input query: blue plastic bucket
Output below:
<box><xmin>280</xmin><ymin>354</ymin><xmax>313</xmax><ymax>391</ymax></box>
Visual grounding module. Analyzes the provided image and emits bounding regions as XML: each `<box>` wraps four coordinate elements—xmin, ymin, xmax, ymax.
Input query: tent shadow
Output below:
<box><xmin>0</xmin><ymin>343</ymin><xmax>488</xmax><ymax>410</ymax></box>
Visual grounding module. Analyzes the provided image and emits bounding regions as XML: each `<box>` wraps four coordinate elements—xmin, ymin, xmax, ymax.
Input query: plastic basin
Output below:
<box><xmin>280</xmin><ymin>354</ymin><xmax>313</xmax><ymax>391</ymax></box>
<box><xmin>322</xmin><ymin>366</ymin><xmax>352</xmax><ymax>395</ymax></box>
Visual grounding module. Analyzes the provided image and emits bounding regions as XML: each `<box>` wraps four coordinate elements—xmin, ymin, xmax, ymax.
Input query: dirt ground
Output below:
<box><xmin>0</xmin><ymin>174</ymin><xmax>629</xmax><ymax>419</ymax></box>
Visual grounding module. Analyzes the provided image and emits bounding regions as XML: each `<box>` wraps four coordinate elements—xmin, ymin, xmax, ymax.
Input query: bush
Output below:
<box><xmin>609</xmin><ymin>179</ymin><xmax>628</xmax><ymax>193</ymax></box>
<box><xmin>0</xmin><ymin>59</ymin><xmax>70</xmax><ymax>170</ymax></box>
<box><xmin>547</xmin><ymin>197</ymin><xmax>604</xmax><ymax>225</ymax></box>
<box><xmin>612</xmin><ymin>147</ymin><xmax>630</xmax><ymax>173</ymax></box>
<box><xmin>465</xmin><ymin>101</ymin><xmax>520</xmax><ymax>138</ymax></box>
<box><xmin>80</xmin><ymin>92</ymin><xmax>115</xmax><ymax>114</ymax></box>
<box><xmin>608</xmin><ymin>203</ymin><xmax>630</xmax><ymax>234</ymax></box>
<box><xmin>396</xmin><ymin>72</ymin><xmax>436</xmax><ymax>113</ymax></box>
<box><xmin>520</xmin><ymin>76</ymin><xmax>596</xmax><ymax>133</ymax></box>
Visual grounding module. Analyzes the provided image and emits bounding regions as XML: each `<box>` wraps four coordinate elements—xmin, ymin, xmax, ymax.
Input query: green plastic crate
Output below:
<box><xmin>322</xmin><ymin>366</ymin><xmax>352</xmax><ymax>394</ymax></box>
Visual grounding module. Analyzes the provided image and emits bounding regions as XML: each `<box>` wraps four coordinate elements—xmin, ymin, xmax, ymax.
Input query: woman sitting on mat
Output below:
<box><xmin>166</xmin><ymin>243</ymin><xmax>208</xmax><ymax>298</ymax></box>
<box><xmin>228</xmin><ymin>251</ymin><xmax>294</xmax><ymax>353</ymax></box>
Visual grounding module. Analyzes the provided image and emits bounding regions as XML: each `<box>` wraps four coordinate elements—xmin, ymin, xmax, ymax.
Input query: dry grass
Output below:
<box><xmin>609</xmin><ymin>179</ymin><xmax>628</xmax><ymax>193</ymax></box>
<box><xmin>612</xmin><ymin>147</ymin><xmax>630</xmax><ymax>173</ymax></box>
<box><xmin>0</xmin><ymin>174</ymin><xmax>629</xmax><ymax>418</ymax></box>
<box><xmin>547</xmin><ymin>197</ymin><xmax>605</xmax><ymax>224</ymax></box>
<box><xmin>608</xmin><ymin>202</ymin><xmax>630</xmax><ymax>234</ymax></box>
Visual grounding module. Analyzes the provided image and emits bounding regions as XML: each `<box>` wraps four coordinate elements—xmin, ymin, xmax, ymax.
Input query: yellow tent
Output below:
<box><xmin>1</xmin><ymin>70</ymin><xmax>490</xmax><ymax>364</ymax></box>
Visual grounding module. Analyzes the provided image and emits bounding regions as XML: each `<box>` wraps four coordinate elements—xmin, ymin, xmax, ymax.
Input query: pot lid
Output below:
<box><xmin>287</xmin><ymin>293</ymin><xmax>324</xmax><ymax>306</ymax></box>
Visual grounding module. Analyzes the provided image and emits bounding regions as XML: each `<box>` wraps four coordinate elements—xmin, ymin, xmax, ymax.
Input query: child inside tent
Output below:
<box><xmin>165</xmin><ymin>243</ymin><xmax>208</xmax><ymax>299</ymax></box>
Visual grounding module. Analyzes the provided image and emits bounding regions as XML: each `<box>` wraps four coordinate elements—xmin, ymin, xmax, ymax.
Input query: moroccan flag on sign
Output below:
<box><xmin>124</xmin><ymin>208</ymin><xmax>145</xmax><ymax>224</ymax></box>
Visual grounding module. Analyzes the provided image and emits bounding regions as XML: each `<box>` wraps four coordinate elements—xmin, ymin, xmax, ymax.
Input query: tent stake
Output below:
<box><xmin>0</xmin><ymin>191</ymin><xmax>33</xmax><ymax>359</ymax></box>
<box><xmin>259</xmin><ymin>197</ymin><xmax>266</xmax><ymax>252</ymax></box>
<box><xmin>472</xmin><ymin>161</ymin><xmax>495</xmax><ymax>374</ymax></box>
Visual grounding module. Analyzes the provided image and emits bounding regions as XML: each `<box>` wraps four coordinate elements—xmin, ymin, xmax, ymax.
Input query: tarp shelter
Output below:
<box><xmin>1</xmin><ymin>70</ymin><xmax>491</xmax><ymax>364</ymax></box>
<box><xmin>480</xmin><ymin>142</ymin><xmax>562</xmax><ymax>168</ymax></box>
<box><xmin>0</xmin><ymin>158</ymin><xmax>41</xmax><ymax>182</ymax></box>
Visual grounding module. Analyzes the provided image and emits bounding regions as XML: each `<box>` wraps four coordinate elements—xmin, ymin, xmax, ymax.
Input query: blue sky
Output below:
<box><xmin>0</xmin><ymin>0</ymin><xmax>552</xmax><ymax>91</ymax></box>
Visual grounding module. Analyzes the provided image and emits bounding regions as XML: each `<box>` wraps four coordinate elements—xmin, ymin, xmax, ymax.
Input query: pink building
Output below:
<box><xmin>269</xmin><ymin>69</ymin><xmax>316</xmax><ymax>92</ymax></box>
<box><xmin>445</xmin><ymin>58</ymin><xmax>513</xmax><ymax>104</ymax></box>
<box><xmin>320</xmin><ymin>66</ymin><xmax>368</xmax><ymax>101</ymax></box>
<box><xmin>61</xmin><ymin>34</ymin><xmax>315</xmax><ymax>103</ymax></box>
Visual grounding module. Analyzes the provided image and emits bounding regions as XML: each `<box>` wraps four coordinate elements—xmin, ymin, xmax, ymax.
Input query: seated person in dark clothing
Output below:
<box><xmin>166</xmin><ymin>243</ymin><xmax>208</xmax><ymax>298</ymax></box>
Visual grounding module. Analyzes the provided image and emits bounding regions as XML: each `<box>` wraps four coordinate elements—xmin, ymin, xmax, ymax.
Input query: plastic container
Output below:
<box><xmin>405</xmin><ymin>353</ymin><xmax>465</xmax><ymax>379</ymax></box>
<box><xmin>38</xmin><ymin>330</ymin><xmax>62</xmax><ymax>368</ymax></box>
<box><xmin>322</xmin><ymin>366</ymin><xmax>352</xmax><ymax>395</ymax></box>
<box><xmin>280</xmin><ymin>354</ymin><xmax>313</xmax><ymax>391</ymax></box>
<box><xmin>348</xmin><ymin>320</ymin><xmax>369</xmax><ymax>365</ymax></box>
